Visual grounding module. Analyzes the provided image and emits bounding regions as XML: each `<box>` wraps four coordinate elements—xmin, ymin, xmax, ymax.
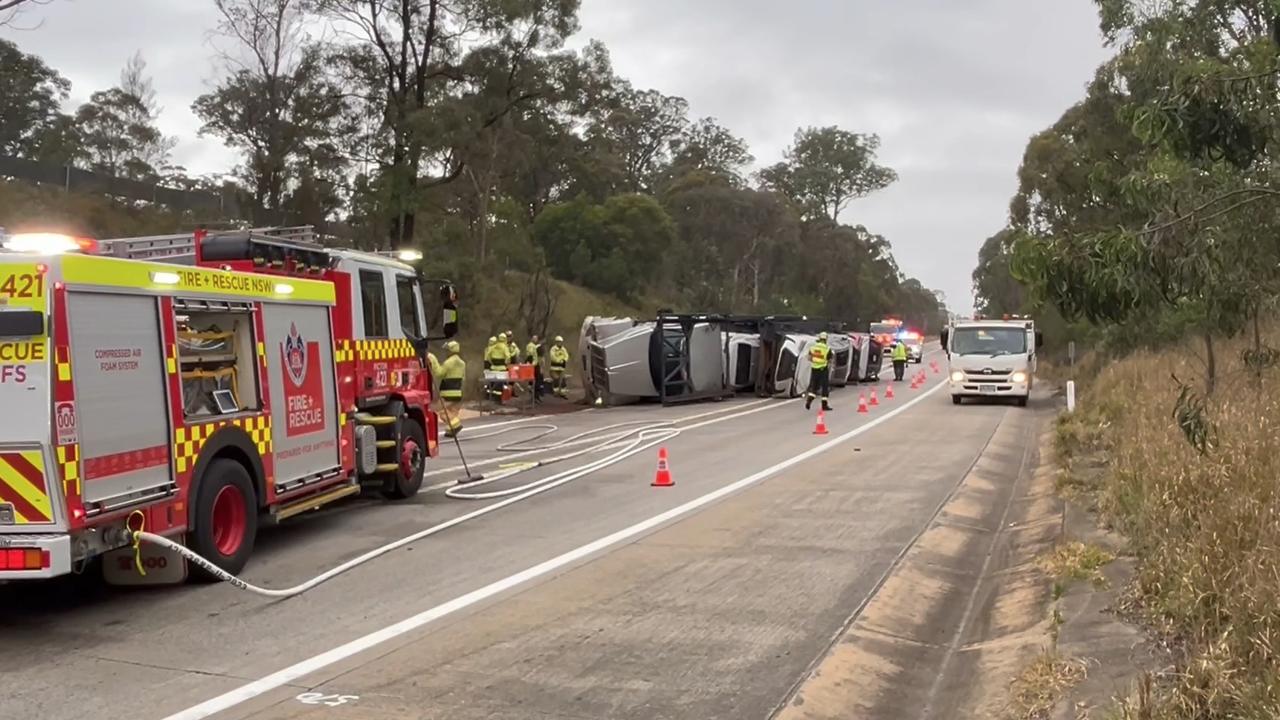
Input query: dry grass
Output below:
<box><xmin>1040</xmin><ymin>542</ymin><xmax>1116</xmax><ymax>589</ymax></box>
<box><xmin>1007</xmin><ymin>652</ymin><xmax>1090</xmax><ymax>719</ymax></box>
<box><xmin>1060</xmin><ymin>332</ymin><xmax>1280</xmax><ymax>719</ymax></box>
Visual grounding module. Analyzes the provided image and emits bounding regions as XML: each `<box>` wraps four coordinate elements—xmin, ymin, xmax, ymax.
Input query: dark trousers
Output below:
<box><xmin>806</xmin><ymin>367</ymin><xmax>830</xmax><ymax>406</ymax></box>
<box><xmin>893</xmin><ymin>359</ymin><xmax>906</xmax><ymax>381</ymax></box>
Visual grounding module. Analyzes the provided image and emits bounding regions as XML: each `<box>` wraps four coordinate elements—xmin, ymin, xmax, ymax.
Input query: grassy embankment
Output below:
<box><xmin>1053</xmin><ymin>332</ymin><xmax>1280</xmax><ymax>718</ymax></box>
<box><xmin>454</xmin><ymin>277</ymin><xmax>647</xmax><ymax>397</ymax></box>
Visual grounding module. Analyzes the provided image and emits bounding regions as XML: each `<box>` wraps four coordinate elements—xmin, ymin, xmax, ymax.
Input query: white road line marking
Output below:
<box><xmin>162</xmin><ymin>379</ymin><xmax>945</xmax><ymax>720</ymax></box>
<box><xmin>424</xmin><ymin>397</ymin><xmax>775</xmax><ymax>480</ymax></box>
<box><xmin>424</xmin><ymin>398</ymin><xmax>781</xmax><ymax>491</ymax></box>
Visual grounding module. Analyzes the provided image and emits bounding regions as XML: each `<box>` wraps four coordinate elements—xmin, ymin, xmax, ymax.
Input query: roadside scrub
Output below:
<box><xmin>1053</xmin><ymin>336</ymin><xmax>1280</xmax><ymax>718</ymax></box>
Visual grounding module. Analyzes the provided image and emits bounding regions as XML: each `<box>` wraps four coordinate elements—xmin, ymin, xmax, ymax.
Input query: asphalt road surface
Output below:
<box><xmin>2</xmin><ymin>347</ymin><xmax>1046</xmax><ymax>720</ymax></box>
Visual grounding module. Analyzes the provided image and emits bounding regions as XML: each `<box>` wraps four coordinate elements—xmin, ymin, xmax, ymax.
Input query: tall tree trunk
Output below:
<box><xmin>730</xmin><ymin>262</ymin><xmax>741</xmax><ymax>313</ymax></box>
<box><xmin>1204</xmin><ymin>332</ymin><xmax>1217</xmax><ymax>396</ymax></box>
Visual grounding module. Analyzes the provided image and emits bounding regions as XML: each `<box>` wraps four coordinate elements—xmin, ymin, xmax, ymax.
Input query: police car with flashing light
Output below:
<box><xmin>897</xmin><ymin>329</ymin><xmax>924</xmax><ymax>363</ymax></box>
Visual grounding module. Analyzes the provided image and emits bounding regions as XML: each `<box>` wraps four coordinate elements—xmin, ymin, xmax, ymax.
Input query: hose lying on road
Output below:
<box><xmin>446</xmin><ymin>420</ymin><xmax>678</xmax><ymax>499</ymax></box>
<box><xmin>126</xmin><ymin>419</ymin><xmax>681</xmax><ymax>599</ymax></box>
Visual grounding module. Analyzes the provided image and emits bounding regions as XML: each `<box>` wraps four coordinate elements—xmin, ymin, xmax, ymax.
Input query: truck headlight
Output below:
<box><xmin>949</xmin><ymin>370</ymin><xmax>965</xmax><ymax>382</ymax></box>
<box><xmin>1012</xmin><ymin>371</ymin><xmax>1028</xmax><ymax>383</ymax></box>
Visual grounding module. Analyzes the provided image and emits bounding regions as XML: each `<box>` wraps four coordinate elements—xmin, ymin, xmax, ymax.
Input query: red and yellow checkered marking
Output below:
<box><xmin>56</xmin><ymin>444</ymin><xmax>80</xmax><ymax>497</ymax></box>
<box><xmin>0</xmin><ymin>450</ymin><xmax>53</xmax><ymax>524</ymax></box>
<box><xmin>355</xmin><ymin>339</ymin><xmax>414</xmax><ymax>361</ymax></box>
<box><xmin>334</xmin><ymin>339</ymin><xmax>354</xmax><ymax>363</ymax></box>
<box><xmin>174</xmin><ymin>415</ymin><xmax>273</xmax><ymax>474</ymax></box>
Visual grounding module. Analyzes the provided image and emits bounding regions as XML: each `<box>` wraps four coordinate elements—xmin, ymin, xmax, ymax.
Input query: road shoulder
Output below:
<box><xmin>773</xmin><ymin>398</ymin><xmax>1060</xmax><ymax>719</ymax></box>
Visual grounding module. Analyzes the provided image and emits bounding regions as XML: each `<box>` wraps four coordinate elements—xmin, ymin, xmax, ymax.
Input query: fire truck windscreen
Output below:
<box><xmin>869</xmin><ymin>322</ymin><xmax>899</xmax><ymax>336</ymax></box>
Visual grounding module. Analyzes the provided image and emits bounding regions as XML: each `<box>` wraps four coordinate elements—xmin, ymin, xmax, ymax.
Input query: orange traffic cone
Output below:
<box><xmin>885</xmin><ymin>383</ymin><xmax>895</xmax><ymax>399</ymax></box>
<box><xmin>857</xmin><ymin>393</ymin><xmax>869</xmax><ymax>413</ymax></box>
<box><xmin>813</xmin><ymin>408</ymin><xmax>829</xmax><ymax>435</ymax></box>
<box><xmin>652</xmin><ymin>447</ymin><xmax>674</xmax><ymax>487</ymax></box>
<box><xmin>869</xmin><ymin>389</ymin><xmax>879</xmax><ymax>406</ymax></box>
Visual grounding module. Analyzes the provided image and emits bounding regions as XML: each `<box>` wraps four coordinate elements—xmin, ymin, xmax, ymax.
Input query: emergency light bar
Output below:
<box><xmin>2</xmin><ymin>232</ymin><xmax>99</xmax><ymax>255</ymax></box>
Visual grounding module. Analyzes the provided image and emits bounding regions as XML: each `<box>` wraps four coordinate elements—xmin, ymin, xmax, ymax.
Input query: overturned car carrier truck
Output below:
<box><xmin>581</xmin><ymin>314</ymin><xmax>884</xmax><ymax>407</ymax></box>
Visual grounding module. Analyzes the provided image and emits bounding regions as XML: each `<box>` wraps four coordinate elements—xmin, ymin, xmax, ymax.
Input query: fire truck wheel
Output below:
<box><xmin>190</xmin><ymin>459</ymin><xmax>258</xmax><ymax>579</ymax></box>
<box><xmin>382</xmin><ymin>418</ymin><xmax>426</xmax><ymax>500</ymax></box>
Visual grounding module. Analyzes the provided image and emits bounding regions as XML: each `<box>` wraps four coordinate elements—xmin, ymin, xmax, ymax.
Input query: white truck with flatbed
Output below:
<box><xmin>941</xmin><ymin>317</ymin><xmax>1042</xmax><ymax>406</ymax></box>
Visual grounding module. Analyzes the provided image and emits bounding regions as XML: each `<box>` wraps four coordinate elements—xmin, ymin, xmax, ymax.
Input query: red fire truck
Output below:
<box><xmin>0</xmin><ymin>227</ymin><xmax>457</xmax><ymax>581</ymax></box>
<box><xmin>868</xmin><ymin>318</ymin><xmax>903</xmax><ymax>349</ymax></box>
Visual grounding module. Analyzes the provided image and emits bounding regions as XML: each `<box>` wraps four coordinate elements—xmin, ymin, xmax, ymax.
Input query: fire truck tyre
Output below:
<box><xmin>1016</xmin><ymin>396</ymin><xmax>1029</xmax><ymax>407</ymax></box>
<box><xmin>190</xmin><ymin>459</ymin><xmax>258</xmax><ymax>580</ymax></box>
<box><xmin>383</xmin><ymin>418</ymin><xmax>426</xmax><ymax>500</ymax></box>
<box><xmin>952</xmin><ymin>395</ymin><xmax>962</xmax><ymax>405</ymax></box>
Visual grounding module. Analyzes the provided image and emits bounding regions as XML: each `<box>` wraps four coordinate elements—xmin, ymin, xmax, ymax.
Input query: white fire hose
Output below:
<box><xmin>126</xmin><ymin>420</ymin><xmax>680</xmax><ymax>599</ymax></box>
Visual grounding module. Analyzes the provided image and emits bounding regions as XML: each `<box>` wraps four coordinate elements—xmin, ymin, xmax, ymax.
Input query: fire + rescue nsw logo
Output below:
<box><xmin>280</xmin><ymin>324</ymin><xmax>326</xmax><ymax>438</ymax></box>
<box><xmin>283</xmin><ymin>323</ymin><xmax>309</xmax><ymax>387</ymax></box>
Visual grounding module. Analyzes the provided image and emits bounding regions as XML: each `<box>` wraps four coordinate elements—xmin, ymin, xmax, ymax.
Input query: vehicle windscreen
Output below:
<box><xmin>951</xmin><ymin>327</ymin><xmax>1026</xmax><ymax>356</ymax></box>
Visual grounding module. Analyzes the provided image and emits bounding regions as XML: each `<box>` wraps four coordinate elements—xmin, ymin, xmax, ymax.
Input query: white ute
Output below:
<box><xmin>942</xmin><ymin>318</ymin><xmax>1042</xmax><ymax>407</ymax></box>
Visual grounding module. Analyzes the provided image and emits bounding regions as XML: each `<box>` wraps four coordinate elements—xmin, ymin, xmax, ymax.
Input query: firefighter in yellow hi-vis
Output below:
<box><xmin>548</xmin><ymin>336</ymin><xmax>570</xmax><ymax>398</ymax></box>
<box><xmin>428</xmin><ymin>340</ymin><xmax>466</xmax><ymax>436</ymax></box>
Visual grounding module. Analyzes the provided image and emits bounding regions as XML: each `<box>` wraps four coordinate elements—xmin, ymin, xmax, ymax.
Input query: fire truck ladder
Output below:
<box><xmin>97</xmin><ymin>225</ymin><xmax>319</xmax><ymax>264</ymax></box>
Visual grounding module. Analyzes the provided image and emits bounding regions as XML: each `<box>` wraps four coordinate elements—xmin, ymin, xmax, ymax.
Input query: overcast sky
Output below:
<box><xmin>1</xmin><ymin>0</ymin><xmax>1110</xmax><ymax>313</ymax></box>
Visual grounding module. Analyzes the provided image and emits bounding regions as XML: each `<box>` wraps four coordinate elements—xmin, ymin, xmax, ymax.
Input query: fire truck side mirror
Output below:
<box><xmin>939</xmin><ymin>327</ymin><xmax>949</xmax><ymax>352</ymax></box>
<box><xmin>1035</xmin><ymin>330</ymin><xmax>1044</xmax><ymax>350</ymax></box>
<box><xmin>440</xmin><ymin>283</ymin><xmax>459</xmax><ymax>339</ymax></box>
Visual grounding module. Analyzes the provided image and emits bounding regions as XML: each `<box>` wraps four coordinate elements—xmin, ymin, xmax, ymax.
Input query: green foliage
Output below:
<box><xmin>75</xmin><ymin>87</ymin><xmax>168</xmax><ymax>180</ymax></box>
<box><xmin>194</xmin><ymin>3</ymin><xmax>349</xmax><ymax>224</ymax></box>
<box><xmin>758</xmin><ymin>126</ymin><xmax>897</xmax><ymax>221</ymax></box>
<box><xmin>533</xmin><ymin>194</ymin><xmax>675</xmax><ymax>301</ymax></box>
<box><xmin>0</xmin><ymin>37</ymin><xmax>73</xmax><ymax>161</ymax></box>
<box><xmin>981</xmin><ymin>1</ymin><xmax>1280</xmax><ymax>395</ymax></box>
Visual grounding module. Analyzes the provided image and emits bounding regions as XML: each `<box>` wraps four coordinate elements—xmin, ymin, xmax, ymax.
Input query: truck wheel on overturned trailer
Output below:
<box><xmin>190</xmin><ymin>458</ymin><xmax>258</xmax><ymax>580</ymax></box>
<box><xmin>382</xmin><ymin>418</ymin><xmax>426</xmax><ymax>500</ymax></box>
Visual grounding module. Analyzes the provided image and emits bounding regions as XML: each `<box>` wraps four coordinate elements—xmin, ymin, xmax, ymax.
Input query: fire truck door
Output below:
<box><xmin>67</xmin><ymin>293</ymin><xmax>173</xmax><ymax>505</ymax></box>
<box><xmin>262</xmin><ymin>302</ymin><xmax>340</xmax><ymax>483</ymax></box>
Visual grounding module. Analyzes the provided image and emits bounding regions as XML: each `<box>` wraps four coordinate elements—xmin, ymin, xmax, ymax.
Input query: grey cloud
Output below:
<box><xmin>578</xmin><ymin>0</ymin><xmax>1110</xmax><ymax>311</ymax></box>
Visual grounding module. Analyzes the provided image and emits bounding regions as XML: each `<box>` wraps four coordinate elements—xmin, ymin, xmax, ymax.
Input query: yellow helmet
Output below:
<box><xmin>818</xmin><ymin>331</ymin><xmax>828</xmax><ymax>340</ymax></box>
<box><xmin>445</xmin><ymin>340</ymin><xmax>460</xmax><ymax>353</ymax></box>
<box><xmin>554</xmin><ymin>335</ymin><xmax>564</xmax><ymax>343</ymax></box>
<box><xmin>488</xmin><ymin>335</ymin><xmax>497</xmax><ymax>344</ymax></box>
<box><xmin>497</xmin><ymin>332</ymin><xmax>507</xmax><ymax>341</ymax></box>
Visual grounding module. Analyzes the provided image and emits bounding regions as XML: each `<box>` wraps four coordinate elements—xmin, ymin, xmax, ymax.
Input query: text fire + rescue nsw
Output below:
<box><xmin>173</xmin><ymin>270</ymin><xmax>274</xmax><ymax>295</ymax></box>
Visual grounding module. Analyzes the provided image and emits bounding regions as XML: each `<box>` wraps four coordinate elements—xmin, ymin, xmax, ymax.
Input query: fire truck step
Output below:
<box><xmin>354</xmin><ymin>412</ymin><xmax>397</xmax><ymax>426</ymax></box>
<box><xmin>375</xmin><ymin>440</ymin><xmax>397</xmax><ymax>449</ymax></box>
<box><xmin>373</xmin><ymin>463</ymin><xmax>402</xmax><ymax>474</ymax></box>
<box><xmin>274</xmin><ymin>483</ymin><xmax>361</xmax><ymax>521</ymax></box>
